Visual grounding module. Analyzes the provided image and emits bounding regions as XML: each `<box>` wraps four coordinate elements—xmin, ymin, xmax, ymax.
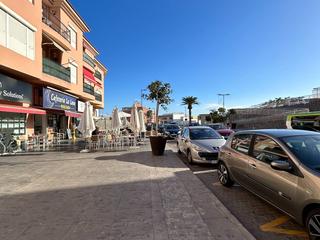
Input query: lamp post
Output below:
<box><xmin>218</xmin><ymin>93</ymin><xmax>230</xmax><ymax>109</ymax></box>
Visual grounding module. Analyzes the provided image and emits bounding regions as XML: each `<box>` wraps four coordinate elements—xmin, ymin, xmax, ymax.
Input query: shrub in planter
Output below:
<box><xmin>143</xmin><ymin>80</ymin><xmax>173</xmax><ymax>156</ymax></box>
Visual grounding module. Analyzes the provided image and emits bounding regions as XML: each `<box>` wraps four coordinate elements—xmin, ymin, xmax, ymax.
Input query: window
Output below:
<box><xmin>282</xmin><ymin>135</ymin><xmax>320</xmax><ymax>172</ymax></box>
<box><xmin>69</xmin><ymin>63</ymin><xmax>77</xmax><ymax>84</ymax></box>
<box><xmin>0</xmin><ymin>113</ymin><xmax>26</xmax><ymax>135</ymax></box>
<box><xmin>231</xmin><ymin>134</ymin><xmax>252</xmax><ymax>154</ymax></box>
<box><xmin>0</xmin><ymin>9</ymin><xmax>6</xmax><ymax>46</ymax></box>
<box><xmin>183</xmin><ymin>128</ymin><xmax>189</xmax><ymax>138</ymax></box>
<box><xmin>69</xmin><ymin>26</ymin><xmax>77</xmax><ymax>49</ymax></box>
<box><xmin>0</xmin><ymin>8</ymin><xmax>35</xmax><ymax>60</ymax></box>
<box><xmin>253</xmin><ymin>136</ymin><xmax>288</xmax><ymax>164</ymax></box>
<box><xmin>189</xmin><ymin>128</ymin><xmax>221</xmax><ymax>140</ymax></box>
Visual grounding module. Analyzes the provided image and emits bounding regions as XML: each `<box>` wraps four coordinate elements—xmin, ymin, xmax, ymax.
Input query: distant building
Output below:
<box><xmin>159</xmin><ymin>112</ymin><xmax>186</xmax><ymax>124</ymax></box>
<box><xmin>122</xmin><ymin>102</ymin><xmax>153</xmax><ymax>123</ymax></box>
<box><xmin>198</xmin><ymin>114</ymin><xmax>211</xmax><ymax>125</ymax></box>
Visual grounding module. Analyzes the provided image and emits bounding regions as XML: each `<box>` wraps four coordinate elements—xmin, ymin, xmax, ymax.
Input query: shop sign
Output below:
<box><xmin>43</xmin><ymin>88</ymin><xmax>76</xmax><ymax>112</ymax></box>
<box><xmin>0</xmin><ymin>73</ymin><xmax>32</xmax><ymax>103</ymax></box>
<box><xmin>77</xmin><ymin>100</ymin><xmax>85</xmax><ymax>113</ymax></box>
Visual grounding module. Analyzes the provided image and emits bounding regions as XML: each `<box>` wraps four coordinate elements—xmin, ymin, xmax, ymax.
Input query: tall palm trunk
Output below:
<box><xmin>188</xmin><ymin>107</ymin><xmax>192</xmax><ymax>125</ymax></box>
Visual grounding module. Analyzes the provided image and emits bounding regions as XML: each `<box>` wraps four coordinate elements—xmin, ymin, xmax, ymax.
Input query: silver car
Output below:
<box><xmin>177</xmin><ymin>126</ymin><xmax>226</xmax><ymax>164</ymax></box>
<box><xmin>218</xmin><ymin>129</ymin><xmax>320</xmax><ymax>239</ymax></box>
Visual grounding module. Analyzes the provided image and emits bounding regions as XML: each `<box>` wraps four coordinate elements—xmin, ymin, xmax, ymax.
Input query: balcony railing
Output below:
<box><xmin>95</xmin><ymin>93</ymin><xmax>102</xmax><ymax>102</ymax></box>
<box><xmin>94</xmin><ymin>70</ymin><xmax>102</xmax><ymax>80</ymax></box>
<box><xmin>42</xmin><ymin>5</ymin><xmax>71</xmax><ymax>42</ymax></box>
<box><xmin>43</xmin><ymin>58</ymin><xmax>70</xmax><ymax>82</ymax></box>
<box><xmin>83</xmin><ymin>52</ymin><xmax>96</xmax><ymax>68</ymax></box>
<box><xmin>83</xmin><ymin>82</ymin><xmax>94</xmax><ymax>95</ymax></box>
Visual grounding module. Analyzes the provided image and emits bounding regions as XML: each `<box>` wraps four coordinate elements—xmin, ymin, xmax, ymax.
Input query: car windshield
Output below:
<box><xmin>165</xmin><ymin>125</ymin><xmax>179</xmax><ymax>130</ymax></box>
<box><xmin>281</xmin><ymin>135</ymin><xmax>320</xmax><ymax>172</ymax></box>
<box><xmin>190</xmin><ymin>128</ymin><xmax>221</xmax><ymax>140</ymax></box>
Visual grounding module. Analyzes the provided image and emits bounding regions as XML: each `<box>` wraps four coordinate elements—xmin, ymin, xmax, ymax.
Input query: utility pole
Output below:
<box><xmin>218</xmin><ymin>93</ymin><xmax>230</xmax><ymax>109</ymax></box>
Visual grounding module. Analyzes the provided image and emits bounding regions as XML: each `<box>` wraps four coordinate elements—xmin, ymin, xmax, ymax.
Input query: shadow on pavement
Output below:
<box><xmin>95</xmin><ymin>149</ymin><xmax>186</xmax><ymax>169</ymax></box>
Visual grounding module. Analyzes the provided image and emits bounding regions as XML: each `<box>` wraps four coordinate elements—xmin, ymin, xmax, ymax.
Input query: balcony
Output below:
<box><xmin>94</xmin><ymin>70</ymin><xmax>102</xmax><ymax>80</ymax></box>
<box><xmin>95</xmin><ymin>93</ymin><xmax>102</xmax><ymax>102</ymax></box>
<box><xmin>43</xmin><ymin>58</ymin><xmax>70</xmax><ymax>82</ymax></box>
<box><xmin>42</xmin><ymin>4</ymin><xmax>71</xmax><ymax>43</ymax></box>
<box><xmin>83</xmin><ymin>82</ymin><xmax>94</xmax><ymax>95</ymax></box>
<box><xmin>83</xmin><ymin>52</ymin><xmax>95</xmax><ymax>68</ymax></box>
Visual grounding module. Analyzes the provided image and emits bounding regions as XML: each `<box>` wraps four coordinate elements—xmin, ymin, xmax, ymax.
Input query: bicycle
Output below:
<box><xmin>0</xmin><ymin>133</ymin><xmax>18</xmax><ymax>155</ymax></box>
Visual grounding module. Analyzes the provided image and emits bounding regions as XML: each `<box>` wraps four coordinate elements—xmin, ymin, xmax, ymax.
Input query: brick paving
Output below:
<box><xmin>0</xmin><ymin>145</ymin><xmax>254</xmax><ymax>240</ymax></box>
<box><xmin>172</xmin><ymin>142</ymin><xmax>307</xmax><ymax>240</ymax></box>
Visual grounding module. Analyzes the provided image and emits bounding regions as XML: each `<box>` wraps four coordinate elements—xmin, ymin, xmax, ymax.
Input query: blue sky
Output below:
<box><xmin>71</xmin><ymin>0</ymin><xmax>320</xmax><ymax>115</ymax></box>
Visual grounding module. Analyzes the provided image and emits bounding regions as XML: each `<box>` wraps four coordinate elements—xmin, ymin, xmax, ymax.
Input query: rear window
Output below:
<box><xmin>231</xmin><ymin>134</ymin><xmax>252</xmax><ymax>154</ymax></box>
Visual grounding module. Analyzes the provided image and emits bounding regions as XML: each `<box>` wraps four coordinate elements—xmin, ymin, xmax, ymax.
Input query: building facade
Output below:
<box><xmin>122</xmin><ymin>102</ymin><xmax>152</xmax><ymax>123</ymax></box>
<box><xmin>0</xmin><ymin>0</ymin><xmax>107</xmax><ymax>139</ymax></box>
<box><xmin>158</xmin><ymin>112</ymin><xmax>186</xmax><ymax>124</ymax></box>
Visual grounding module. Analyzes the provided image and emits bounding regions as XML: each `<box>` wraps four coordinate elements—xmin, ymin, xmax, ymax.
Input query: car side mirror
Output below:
<box><xmin>271</xmin><ymin>160</ymin><xmax>292</xmax><ymax>171</ymax></box>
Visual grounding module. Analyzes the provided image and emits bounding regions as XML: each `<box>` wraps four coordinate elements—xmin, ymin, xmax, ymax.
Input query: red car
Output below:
<box><xmin>207</xmin><ymin>124</ymin><xmax>234</xmax><ymax>139</ymax></box>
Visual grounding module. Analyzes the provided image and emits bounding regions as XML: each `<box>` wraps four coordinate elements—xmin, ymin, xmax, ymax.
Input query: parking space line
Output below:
<box><xmin>193</xmin><ymin>169</ymin><xmax>217</xmax><ymax>175</ymax></box>
<box><xmin>260</xmin><ymin>215</ymin><xmax>308</xmax><ymax>237</ymax></box>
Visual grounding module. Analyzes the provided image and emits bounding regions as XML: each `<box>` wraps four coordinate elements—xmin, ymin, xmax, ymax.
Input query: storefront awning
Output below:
<box><xmin>83</xmin><ymin>67</ymin><xmax>96</xmax><ymax>84</ymax></box>
<box><xmin>65</xmin><ymin>111</ymin><xmax>82</xmax><ymax>118</ymax></box>
<box><xmin>0</xmin><ymin>104</ymin><xmax>46</xmax><ymax>115</ymax></box>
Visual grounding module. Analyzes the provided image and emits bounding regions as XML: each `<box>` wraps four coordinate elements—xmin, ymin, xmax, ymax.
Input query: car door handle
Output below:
<box><xmin>250</xmin><ymin>163</ymin><xmax>256</xmax><ymax>169</ymax></box>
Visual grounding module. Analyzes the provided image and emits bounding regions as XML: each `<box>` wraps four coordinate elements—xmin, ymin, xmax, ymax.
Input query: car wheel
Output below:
<box><xmin>187</xmin><ymin>150</ymin><xmax>193</xmax><ymax>164</ymax></box>
<box><xmin>217</xmin><ymin>161</ymin><xmax>234</xmax><ymax>187</ymax></box>
<box><xmin>177</xmin><ymin>142</ymin><xmax>182</xmax><ymax>154</ymax></box>
<box><xmin>306</xmin><ymin>208</ymin><xmax>320</xmax><ymax>240</ymax></box>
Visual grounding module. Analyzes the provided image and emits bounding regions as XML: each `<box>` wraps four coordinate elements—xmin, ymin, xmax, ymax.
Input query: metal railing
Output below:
<box><xmin>83</xmin><ymin>52</ymin><xmax>96</xmax><ymax>68</ymax></box>
<box><xmin>95</xmin><ymin>93</ymin><xmax>102</xmax><ymax>102</ymax></box>
<box><xmin>83</xmin><ymin>82</ymin><xmax>94</xmax><ymax>95</ymax></box>
<box><xmin>43</xmin><ymin>58</ymin><xmax>70</xmax><ymax>82</ymax></box>
<box><xmin>94</xmin><ymin>70</ymin><xmax>102</xmax><ymax>80</ymax></box>
<box><xmin>42</xmin><ymin>5</ymin><xmax>71</xmax><ymax>42</ymax></box>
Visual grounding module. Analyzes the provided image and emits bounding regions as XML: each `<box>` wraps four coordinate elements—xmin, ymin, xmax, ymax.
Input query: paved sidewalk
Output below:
<box><xmin>0</xmin><ymin>145</ymin><xmax>255</xmax><ymax>240</ymax></box>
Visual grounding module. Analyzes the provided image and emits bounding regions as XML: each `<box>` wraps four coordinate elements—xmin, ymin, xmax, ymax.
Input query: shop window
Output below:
<box><xmin>0</xmin><ymin>113</ymin><xmax>26</xmax><ymax>135</ymax></box>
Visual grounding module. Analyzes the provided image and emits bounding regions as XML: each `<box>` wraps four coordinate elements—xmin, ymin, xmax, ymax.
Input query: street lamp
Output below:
<box><xmin>218</xmin><ymin>93</ymin><xmax>230</xmax><ymax>109</ymax></box>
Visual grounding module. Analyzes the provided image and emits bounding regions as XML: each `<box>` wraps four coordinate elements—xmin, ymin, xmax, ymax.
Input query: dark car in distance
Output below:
<box><xmin>163</xmin><ymin>124</ymin><xmax>180</xmax><ymax>139</ymax></box>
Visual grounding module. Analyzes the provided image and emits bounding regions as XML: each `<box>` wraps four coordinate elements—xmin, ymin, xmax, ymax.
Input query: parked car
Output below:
<box><xmin>207</xmin><ymin>123</ymin><xmax>234</xmax><ymax>139</ymax></box>
<box><xmin>164</xmin><ymin>124</ymin><xmax>180</xmax><ymax>139</ymax></box>
<box><xmin>158</xmin><ymin>124</ymin><xmax>165</xmax><ymax>133</ymax></box>
<box><xmin>177</xmin><ymin>126</ymin><xmax>226</xmax><ymax>164</ymax></box>
<box><xmin>218</xmin><ymin>129</ymin><xmax>320</xmax><ymax>239</ymax></box>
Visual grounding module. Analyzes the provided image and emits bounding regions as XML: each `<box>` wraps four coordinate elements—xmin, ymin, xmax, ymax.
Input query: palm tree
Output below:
<box><xmin>182</xmin><ymin>96</ymin><xmax>199</xmax><ymax>125</ymax></box>
<box><xmin>226</xmin><ymin>108</ymin><xmax>236</xmax><ymax>124</ymax></box>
